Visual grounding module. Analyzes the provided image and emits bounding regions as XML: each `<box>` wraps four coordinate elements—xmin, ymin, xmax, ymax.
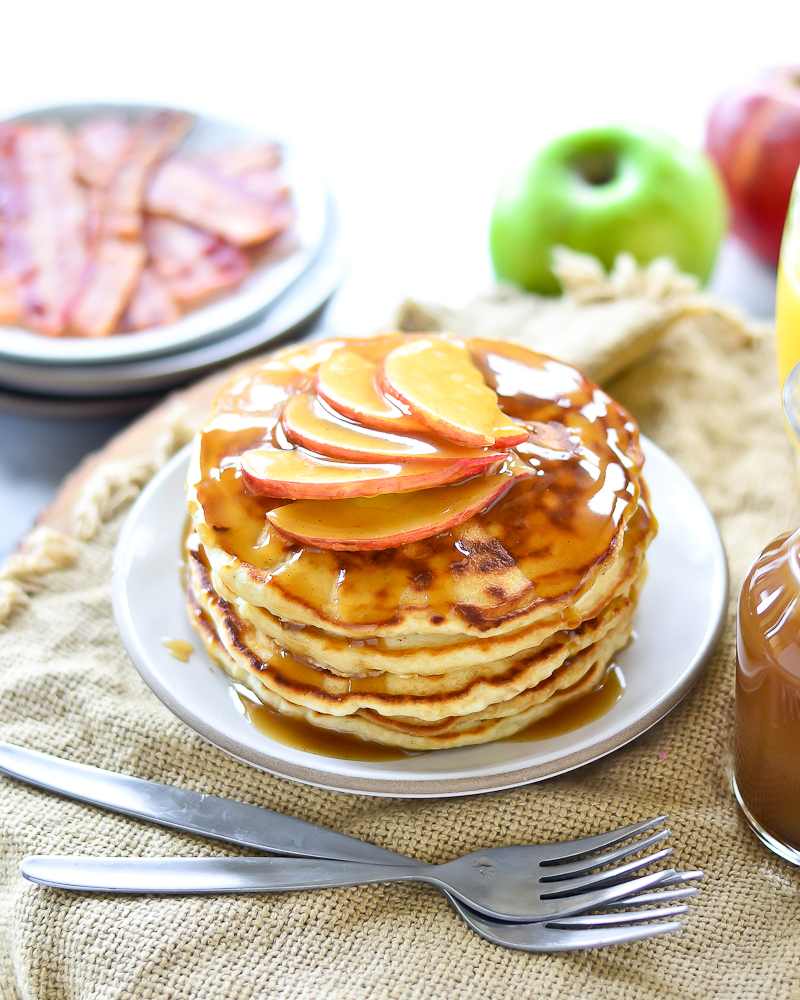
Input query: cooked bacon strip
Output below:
<box><xmin>143</xmin><ymin>215</ymin><xmax>249</xmax><ymax>306</ymax></box>
<box><xmin>69</xmin><ymin>238</ymin><xmax>145</xmax><ymax>337</ymax></box>
<box><xmin>73</xmin><ymin>116</ymin><xmax>132</xmax><ymax>188</ymax></box>
<box><xmin>75</xmin><ymin>119</ymin><xmax>134</xmax><ymax>247</ymax></box>
<box><xmin>229</xmin><ymin>168</ymin><xmax>289</xmax><ymax>204</ymax></box>
<box><xmin>201</xmin><ymin>143</ymin><xmax>289</xmax><ymax>205</ymax></box>
<box><xmin>68</xmin><ymin>112</ymin><xmax>191</xmax><ymax>336</ymax></box>
<box><xmin>144</xmin><ymin>216</ymin><xmax>215</xmax><ymax>280</ymax></box>
<box><xmin>145</xmin><ymin>159</ymin><xmax>292</xmax><ymax>246</ymax></box>
<box><xmin>102</xmin><ymin>111</ymin><xmax>192</xmax><ymax>240</ymax></box>
<box><xmin>166</xmin><ymin>239</ymin><xmax>249</xmax><ymax>305</ymax></box>
<box><xmin>0</xmin><ymin>125</ymin><xmax>23</xmax><ymax>233</ymax></box>
<box><xmin>204</xmin><ymin>143</ymin><xmax>280</xmax><ymax>177</ymax></box>
<box><xmin>0</xmin><ymin>126</ymin><xmax>26</xmax><ymax>321</ymax></box>
<box><xmin>119</xmin><ymin>265</ymin><xmax>179</xmax><ymax>331</ymax></box>
<box><xmin>13</xmin><ymin>124</ymin><xmax>87</xmax><ymax>335</ymax></box>
<box><xmin>0</xmin><ymin>272</ymin><xmax>21</xmax><ymax>322</ymax></box>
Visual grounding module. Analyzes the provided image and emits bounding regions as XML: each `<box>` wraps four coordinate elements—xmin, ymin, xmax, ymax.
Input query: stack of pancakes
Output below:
<box><xmin>185</xmin><ymin>335</ymin><xmax>656</xmax><ymax>751</ymax></box>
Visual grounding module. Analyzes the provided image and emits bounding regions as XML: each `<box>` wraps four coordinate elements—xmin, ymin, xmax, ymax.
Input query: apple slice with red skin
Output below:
<box><xmin>266</xmin><ymin>465</ymin><xmax>526</xmax><ymax>550</ymax></box>
<box><xmin>240</xmin><ymin>446</ymin><xmax>509</xmax><ymax>499</ymax></box>
<box><xmin>281</xmin><ymin>390</ymin><xmax>504</xmax><ymax>464</ymax></box>
<box><xmin>315</xmin><ymin>349</ymin><xmax>425</xmax><ymax>434</ymax></box>
<box><xmin>378</xmin><ymin>338</ymin><xmax>528</xmax><ymax>448</ymax></box>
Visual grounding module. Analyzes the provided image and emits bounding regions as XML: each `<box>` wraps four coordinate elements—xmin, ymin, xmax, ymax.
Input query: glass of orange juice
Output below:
<box><xmin>777</xmin><ymin>166</ymin><xmax>800</xmax><ymax>388</ymax></box>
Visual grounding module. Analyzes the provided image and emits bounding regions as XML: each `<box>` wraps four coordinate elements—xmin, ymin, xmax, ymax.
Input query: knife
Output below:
<box><xmin>0</xmin><ymin>741</ymin><xmax>417</xmax><ymax>867</ymax></box>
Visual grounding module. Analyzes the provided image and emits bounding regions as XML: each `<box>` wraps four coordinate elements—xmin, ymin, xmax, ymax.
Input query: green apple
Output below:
<box><xmin>490</xmin><ymin>124</ymin><xmax>727</xmax><ymax>294</ymax></box>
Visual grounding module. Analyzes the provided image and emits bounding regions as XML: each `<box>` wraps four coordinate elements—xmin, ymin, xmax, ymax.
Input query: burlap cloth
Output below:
<box><xmin>0</xmin><ymin>255</ymin><xmax>798</xmax><ymax>999</ymax></box>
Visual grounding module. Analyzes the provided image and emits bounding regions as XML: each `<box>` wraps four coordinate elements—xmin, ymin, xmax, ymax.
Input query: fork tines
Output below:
<box><xmin>538</xmin><ymin>815</ymin><xmax>671</xmax><ymax>866</ymax></box>
<box><xmin>529</xmin><ymin>816</ymin><xmax>704</xmax><ymax>927</ymax></box>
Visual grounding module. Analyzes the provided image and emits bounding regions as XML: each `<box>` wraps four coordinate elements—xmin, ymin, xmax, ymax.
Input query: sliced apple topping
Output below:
<box><xmin>281</xmin><ymin>390</ymin><xmax>504</xmax><ymax>465</ymax></box>
<box><xmin>240</xmin><ymin>446</ymin><xmax>507</xmax><ymax>500</ymax></box>
<box><xmin>378</xmin><ymin>337</ymin><xmax>528</xmax><ymax>448</ymax></box>
<box><xmin>316</xmin><ymin>349</ymin><xmax>425</xmax><ymax>434</ymax></box>
<box><xmin>208</xmin><ymin>334</ymin><xmax>540</xmax><ymax>550</ymax></box>
<box><xmin>266</xmin><ymin>466</ymin><xmax>522</xmax><ymax>550</ymax></box>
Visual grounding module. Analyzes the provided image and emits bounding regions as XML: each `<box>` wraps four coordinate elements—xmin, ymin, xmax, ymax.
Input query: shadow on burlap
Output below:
<box><xmin>0</xmin><ymin>286</ymin><xmax>799</xmax><ymax>999</ymax></box>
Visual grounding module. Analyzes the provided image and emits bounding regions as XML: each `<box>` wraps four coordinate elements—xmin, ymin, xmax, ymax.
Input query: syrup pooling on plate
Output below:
<box><xmin>161</xmin><ymin>638</ymin><xmax>194</xmax><ymax>662</ymax></box>
<box><xmin>188</xmin><ymin>336</ymin><xmax>649</xmax><ymax>633</ymax></box>
<box><xmin>228</xmin><ymin>664</ymin><xmax>626</xmax><ymax>761</ymax></box>
<box><xmin>507</xmin><ymin>664</ymin><xmax>626</xmax><ymax>742</ymax></box>
<box><xmin>230</xmin><ymin>686</ymin><xmax>417</xmax><ymax>761</ymax></box>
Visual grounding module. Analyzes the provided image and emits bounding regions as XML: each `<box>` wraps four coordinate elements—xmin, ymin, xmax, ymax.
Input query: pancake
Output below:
<box><xmin>184</xmin><ymin>333</ymin><xmax>656</xmax><ymax>750</ymax></box>
<box><xmin>187</xmin><ymin>537</ymin><xmax>642</xmax><ymax>722</ymax></box>
<box><xmin>190</xmin><ymin>576</ymin><xmax>628</xmax><ymax>750</ymax></box>
<box><xmin>206</xmin><ymin>502</ymin><xmax>653</xmax><ymax>677</ymax></box>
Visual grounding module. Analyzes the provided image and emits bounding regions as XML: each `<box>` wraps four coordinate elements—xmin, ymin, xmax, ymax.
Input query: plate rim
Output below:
<box><xmin>0</xmin><ymin>101</ymin><xmax>327</xmax><ymax>366</ymax></box>
<box><xmin>112</xmin><ymin>435</ymin><xmax>729</xmax><ymax>798</ymax></box>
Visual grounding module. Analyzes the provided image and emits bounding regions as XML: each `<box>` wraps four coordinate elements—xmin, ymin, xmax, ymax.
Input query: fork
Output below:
<box><xmin>21</xmin><ymin>832</ymin><xmax>679</xmax><ymax>923</ymax></box>
<box><xmin>450</xmin><ymin>871</ymin><xmax>703</xmax><ymax>950</ymax></box>
<box><xmin>21</xmin><ymin>857</ymin><xmax>702</xmax><ymax>950</ymax></box>
<box><xmin>466</xmin><ymin>904</ymin><xmax>689</xmax><ymax>952</ymax></box>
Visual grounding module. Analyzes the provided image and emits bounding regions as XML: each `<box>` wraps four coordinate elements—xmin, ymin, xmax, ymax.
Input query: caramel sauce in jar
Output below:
<box><xmin>734</xmin><ymin>528</ymin><xmax>800</xmax><ymax>864</ymax></box>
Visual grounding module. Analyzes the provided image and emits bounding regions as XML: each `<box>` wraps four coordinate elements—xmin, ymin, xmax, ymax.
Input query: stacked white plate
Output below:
<box><xmin>0</xmin><ymin>104</ymin><xmax>345</xmax><ymax>416</ymax></box>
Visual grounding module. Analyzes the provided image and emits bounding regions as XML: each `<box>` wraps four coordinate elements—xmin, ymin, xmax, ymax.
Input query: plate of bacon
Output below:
<box><xmin>0</xmin><ymin>103</ymin><xmax>329</xmax><ymax>367</ymax></box>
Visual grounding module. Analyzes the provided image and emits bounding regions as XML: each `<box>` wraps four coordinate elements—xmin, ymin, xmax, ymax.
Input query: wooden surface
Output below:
<box><xmin>36</xmin><ymin>356</ymin><xmax>260</xmax><ymax>539</ymax></box>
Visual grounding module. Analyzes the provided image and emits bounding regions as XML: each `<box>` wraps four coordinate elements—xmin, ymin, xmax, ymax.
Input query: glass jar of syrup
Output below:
<box><xmin>734</xmin><ymin>526</ymin><xmax>800</xmax><ymax>865</ymax></box>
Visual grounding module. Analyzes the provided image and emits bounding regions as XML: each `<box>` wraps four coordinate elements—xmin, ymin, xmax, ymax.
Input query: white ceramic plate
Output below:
<box><xmin>0</xmin><ymin>198</ymin><xmax>346</xmax><ymax>401</ymax></box>
<box><xmin>0</xmin><ymin>103</ymin><xmax>328</xmax><ymax>366</ymax></box>
<box><xmin>113</xmin><ymin>437</ymin><xmax>728</xmax><ymax>798</ymax></box>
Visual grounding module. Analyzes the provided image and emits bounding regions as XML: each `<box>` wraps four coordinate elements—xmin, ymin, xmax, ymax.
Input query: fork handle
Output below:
<box><xmin>21</xmin><ymin>855</ymin><xmax>428</xmax><ymax>895</ymax></box>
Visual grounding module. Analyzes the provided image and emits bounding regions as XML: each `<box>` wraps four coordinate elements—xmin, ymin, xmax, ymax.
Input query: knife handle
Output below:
<box><xmin>0</xmin><ymin>742</ymin><xmax>414</xmax><ymax>867</ymax></box>
<box><xmin>20</xmin><ymin>855</ymin><xmax>427</xmax><ymax>895</ymax></box>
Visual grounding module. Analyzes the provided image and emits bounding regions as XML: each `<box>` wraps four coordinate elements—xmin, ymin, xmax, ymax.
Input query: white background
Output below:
<box><xmin>0</xmin><ymin>0</ymin><xmax>797</xmax><ymax>553</ymax></box>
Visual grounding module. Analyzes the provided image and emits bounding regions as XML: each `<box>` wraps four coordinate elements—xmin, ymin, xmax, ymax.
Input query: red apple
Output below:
<box><xmin>266</xmin><ymin>468</ymin><xmax>520</xmax><ymax>550</ymax></box>
<box><xmin>706</xmin><ymin>67</ymin><xmax>800</xmax><ymax>265</ymax></box>
<box><xmin>239</xmin><ymin>446</ymin><xmax>507</xmax><ymax>499</ymax></box>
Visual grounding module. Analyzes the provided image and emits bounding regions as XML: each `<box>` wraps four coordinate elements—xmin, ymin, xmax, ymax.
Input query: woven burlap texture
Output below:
<box><xmin>1</xmin><ymin>291</ymin><xmax>799</xmax><ymax>999</ymax></box>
